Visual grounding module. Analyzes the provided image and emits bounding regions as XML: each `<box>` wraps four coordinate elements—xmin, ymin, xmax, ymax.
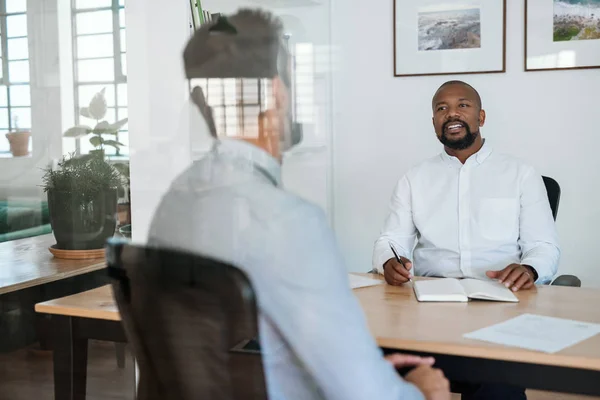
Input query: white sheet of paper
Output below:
<box><xmin>348</xmin><ymin>274</ymin><xmax>384</xmax><ymax>289</ymax></box>
<box><xmin>464</xmin><ymin>313</ymin><xmax>600</xmax><ymax>353</ymax></box>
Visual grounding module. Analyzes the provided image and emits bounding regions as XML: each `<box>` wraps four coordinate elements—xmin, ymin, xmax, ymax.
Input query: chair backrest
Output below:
<box><xmin>542</xmin><ymin>176</ymin><xmax>561</xmax><ymax>221</ymax></box>
<box><xmin>106</xmin><ymin>240</ymin><xmax>267</xmax><ymax>400</ymax></box>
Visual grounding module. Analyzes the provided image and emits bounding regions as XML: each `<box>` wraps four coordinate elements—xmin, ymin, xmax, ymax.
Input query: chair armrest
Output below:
<box><xmin>550</xmin><ymin>274</ymin><xmax>581</xmax><ymax>287</ymax></box>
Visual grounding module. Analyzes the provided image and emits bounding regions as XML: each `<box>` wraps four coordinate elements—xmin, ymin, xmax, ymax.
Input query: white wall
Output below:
<box><xmin>331</xmin><ymin>0</ymin><xmax>600</xmax><ymax>287</ymax></box>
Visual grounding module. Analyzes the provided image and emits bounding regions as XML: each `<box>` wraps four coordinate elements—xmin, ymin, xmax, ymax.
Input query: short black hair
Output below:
<box><xmin>433</xmin><ymin>80</ymin><xmax>482</xmax><ymax>109</ymax></box>
<box><xmin>183</xmin><ymin>9</ymin><xmax>290</xmax><ymax>86</ymax></box>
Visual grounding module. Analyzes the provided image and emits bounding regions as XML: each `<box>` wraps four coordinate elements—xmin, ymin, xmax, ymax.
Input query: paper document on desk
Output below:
<box><xmin>464</xmin><ymin>313</ymin><xmax>600</xmax><ymax>353</ymax></box>
<box><xmin>348</xmin><ymin>274</ymin><xmax>384</xmax><ymax>289</ymax></box>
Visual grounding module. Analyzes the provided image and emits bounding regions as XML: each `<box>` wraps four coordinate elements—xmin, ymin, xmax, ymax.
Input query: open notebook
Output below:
<box><xmin>413</xmin><ymin>278</ymin><xmax>519</xmax><ymax>303</ymax></box>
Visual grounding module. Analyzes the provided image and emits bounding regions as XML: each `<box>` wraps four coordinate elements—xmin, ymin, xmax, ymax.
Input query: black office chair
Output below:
<box><xmin>542</xmin><ymin>176</ymin><xmax>581</xmax><ymax>287</ymax></box>
<box><xmin>106</xmin><ymin>240</ymin><xmax>268</xmax><ymax>400</ymax></box>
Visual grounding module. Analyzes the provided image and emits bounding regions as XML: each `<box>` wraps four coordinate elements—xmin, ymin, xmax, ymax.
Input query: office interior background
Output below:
<box><xmin>3</xmin><ymin>0</ymin><xmax>596</xmax><ymax>284</ymax></box>
<box><xmin>0</xmin><ymin>0</ymin><xmax>598</xmax><ymax>397</ymax></box>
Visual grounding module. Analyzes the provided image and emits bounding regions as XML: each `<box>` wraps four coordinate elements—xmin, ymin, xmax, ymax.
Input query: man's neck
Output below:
<box><xmin>444</xmin><ymin>136</ymin><xmax>484</xmax><ymax>164</ymax></box>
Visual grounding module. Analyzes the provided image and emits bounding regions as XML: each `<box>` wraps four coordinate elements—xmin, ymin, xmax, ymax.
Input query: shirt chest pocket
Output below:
<box><xmin>478</xmin><ymin>198</ymin><xmax>519</xmax><ymax>241</ymax></box>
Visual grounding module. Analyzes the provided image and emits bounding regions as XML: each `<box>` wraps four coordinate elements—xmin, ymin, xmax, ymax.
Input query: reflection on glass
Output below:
<box><xmin>9</xmin><ymin>85</ymin><xmax>30</xmax><ymax>106</ymax></box>
<box><xmin>7</xmin><ymin>15</ymin><xmax>28</xmax><ymax>38</ymax></box>
<box><xmin>78</xmin><ymin>58</ymin><xmax>115</xmax><ymax>82</ymax></box>
<box><xmin>12</xmin><ymin>107</ymin><xmax>31</xmax><ymax>128</ymax></box>
<box><xmin>77</xmin><ymin>34</ymin><xmax>114</xmax><ymax>59</ymax></box>
<box><xmin>76</xmin><ymin>10</ymin><xmax>113</xmax><ymax>35</ymax></box>
<box><xmin>9</xmin><ymin>60</ymin><xmax>30</xmax><ymax>83</ymax></box>
<box><xmin>8</xmin><ymin>38</ymin><xmax>29</xmax><ymax>60</ymax></box>
<box><xmin>76</xmin><ymin>0</ymin><xmax>111</xmax><ymax>8</ymax></box>
<box><xmin>119</xmin><ymin>9</ymin><xmax>125</xmax><ymax>28</ymax></box>
<box><xmin>6</xmin><ymin>0</ymin><xmax>27</xmax><ymax>14</ymax></box>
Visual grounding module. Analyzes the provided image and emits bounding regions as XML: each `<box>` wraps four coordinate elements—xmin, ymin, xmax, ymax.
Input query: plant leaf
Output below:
<box><xmin>103</xmin><ymin>139</ymin><xmax>125</xmax><ymax>148</ymax></box>
<box><xmin>80</xmin><ymin>107</ymin><xmax>93</xmax><ymax>118</ymax></box>
<box><xmin>64</xmin><ymin>125</ymin><xmax>92</xmax><ymax>138</ymax></box>
<box><xmin>108</xmin><ymin>118</ymin><xmax>128</xmax><ymax>132</ymax></box>
<box><xmin>89</xmin><ymin>136</ymin><xmax>104</xmax><ymax>147</ymax></box>
<box><xmin>93</xmin><ymin>121</ymin><xmax>112</xmax><ymax>134</ymax></box>
<box><xmin>88</xmin><ymin>88</ymin><xmax>107</xmax><ymax>120</ymax></box>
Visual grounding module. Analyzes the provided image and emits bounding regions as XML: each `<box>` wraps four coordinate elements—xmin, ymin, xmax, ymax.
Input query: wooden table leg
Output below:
<box><xmin>52</xmin><ymin>315</ymin><xmax>88</xmax><ymax>400</ymax></box>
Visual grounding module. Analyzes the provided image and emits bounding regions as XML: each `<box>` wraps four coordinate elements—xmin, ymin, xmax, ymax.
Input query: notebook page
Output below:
<box><xmin>460</xmin><ymin>279</ymin><xmax>519</xmax><ymax>303</ymax></box>
<box><xmin>413</xmin><ymin>278</ymin><xmax>468</xmax><ymax>302</ymax></box>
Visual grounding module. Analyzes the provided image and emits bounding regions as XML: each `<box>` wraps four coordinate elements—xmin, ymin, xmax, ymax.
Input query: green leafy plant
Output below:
<box><xmin>63</xmin><ymin>88</ymin><xmax>128</xmax><ymax>153</ymax></box>
<box><xmin>42</xmin><ymin>152</ymin><xmax>122</xmax><ymax>201</ymax></box>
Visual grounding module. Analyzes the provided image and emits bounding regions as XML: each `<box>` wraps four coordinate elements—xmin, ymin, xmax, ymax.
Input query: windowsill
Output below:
<box><xmin>106</xmin><ymin>155</ymin><xmax>129</xmax><ymax>163</ymax></box>
<box><xmin>0</xmin><ymin>152</ymin><xmax>32</xmax><ymax>159</ymax></box>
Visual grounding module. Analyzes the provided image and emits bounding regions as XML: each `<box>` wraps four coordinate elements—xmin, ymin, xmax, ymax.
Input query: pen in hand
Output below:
<box><xmin>388</xmin><ymin>242</ymin><xmax>413</xmax><ymax>283</ymax></box>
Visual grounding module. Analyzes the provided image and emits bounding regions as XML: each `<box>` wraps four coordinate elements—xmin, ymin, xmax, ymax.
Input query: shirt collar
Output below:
<box><xmin>441</xmin><ymin>139</ymin><xmax>493</xmax><ymax>167</ymax></box>
<box><xmin>212</xmin><ymin>138</ymin><xmax>282</xmax><ymax>186</ymax></box>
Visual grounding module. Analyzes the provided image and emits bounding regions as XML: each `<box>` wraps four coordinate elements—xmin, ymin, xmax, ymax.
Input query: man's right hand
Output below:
<box><xmin>383</xmin><ymin>257</ymin><xmax>413</xmax><ymax>286</ymax></box>
<box><xmin>405</xmin><ymin>365</ymin><xmax>450</xmax><ymax>400</ymax></box>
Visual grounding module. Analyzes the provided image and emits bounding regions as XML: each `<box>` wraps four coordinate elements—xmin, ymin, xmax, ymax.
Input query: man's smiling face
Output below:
<box><xmin>432</xmin><ymin>83</ymin><xmax>485</xmax><ymax>151</ymax></box>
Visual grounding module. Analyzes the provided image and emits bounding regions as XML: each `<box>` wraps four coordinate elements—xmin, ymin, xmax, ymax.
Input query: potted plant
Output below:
<box><xmin>5</xmin><ymin>117</ymin><xmax>31</xmax><ymax>157</ymax></box>
<box><xmin>63</xmin><ymin>88</ymin><xmax>128</xmax><ymax>156</ymax></box>
<box><xmin>42</xmin><ymin>152</ymin><xmax>122</xmax><ymax>250</ymax></box>
<box><xmin>41</xmin><ymin>88</ymin><xmax>130</xmax><ymax>251</ymax></box>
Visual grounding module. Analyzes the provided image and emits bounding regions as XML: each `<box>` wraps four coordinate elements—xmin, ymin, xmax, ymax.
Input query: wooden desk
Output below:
<box><xmin>0</xmin><ymin>234</ymin><xmax>105</xmax><ymax>295</ymax></box>
<box><xmin>0</xmin><ymin>234</ymin><xmax>109</xmax><ymax>353</ymax></box>
<box><xmin>36</xmin><ymin>277</ymin><xmax>600</xmax><ymax>399</ymax></box>
<box><xmin>355</xmin><ymin>275</ymin><xmax>600</xmax><ymax>372</ymax></box>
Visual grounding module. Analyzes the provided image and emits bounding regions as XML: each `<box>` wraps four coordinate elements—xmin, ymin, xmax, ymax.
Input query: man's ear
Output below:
<box><xmin>479</xmin><ymin>109</ymin><xmax>486</xmax><ymax>127</ymax></box>
<box><xmin>191</xmin><ymin>86</ymin><xmax>217</xmax><ymax>137</ymax></box>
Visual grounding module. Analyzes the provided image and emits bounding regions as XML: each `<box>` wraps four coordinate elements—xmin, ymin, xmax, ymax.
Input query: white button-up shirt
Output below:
<box><xmin>149</xmin><ymin>139</ymin><xmax>424</xmax><ymax>400</ymax></box>
<box><xmin>373</xmin><ymin>141</ymin><xmax>560</xmax><ymax>284</ymax></box>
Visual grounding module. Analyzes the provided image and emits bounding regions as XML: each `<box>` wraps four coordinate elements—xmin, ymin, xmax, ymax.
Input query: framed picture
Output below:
<box><xmin>525</xmin><ymin>0</ymin><xmax>600</xmax><ymax>71</ymax></box>
<box><xmin>393</xmin><ymin>0</ymin><xmax>506</xmax><ymax>77</ymax></box>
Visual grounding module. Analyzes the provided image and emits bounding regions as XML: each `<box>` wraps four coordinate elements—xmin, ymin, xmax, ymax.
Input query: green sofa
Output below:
<box><xmin>0</xmin><ymin>200</ymin><xmax>52</xmax><ymax>243</ymax></box>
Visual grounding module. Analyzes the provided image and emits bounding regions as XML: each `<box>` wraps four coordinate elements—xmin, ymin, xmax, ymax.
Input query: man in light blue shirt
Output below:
<box><xmin>148</xmin><ymin>9</ymin><xmax>450</xmax><ymax>400</ymax></box>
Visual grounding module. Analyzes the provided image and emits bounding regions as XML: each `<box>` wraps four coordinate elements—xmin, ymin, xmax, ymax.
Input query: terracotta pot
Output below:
<box><xmin>5</xmin><ymin>131</ymin><xmax>31</xmax><ymax>157</ymax></box>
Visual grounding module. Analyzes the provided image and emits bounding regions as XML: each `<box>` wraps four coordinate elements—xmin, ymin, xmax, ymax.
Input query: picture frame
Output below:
<box><xmin>525</xmin><ymin>0</ymin><xmax>600</xmax><ymax>72</ymax></box>
<box><xmin>393</xmin><ymin>0</ymin><xmax>506</xmax><ymax>77</ymax></box>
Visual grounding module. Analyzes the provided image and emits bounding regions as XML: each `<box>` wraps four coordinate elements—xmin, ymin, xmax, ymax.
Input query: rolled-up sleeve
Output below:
<box><xmin>372</xmin><ymin>175</ymin><xmax>418</xmax><ymax>274</ymax></box>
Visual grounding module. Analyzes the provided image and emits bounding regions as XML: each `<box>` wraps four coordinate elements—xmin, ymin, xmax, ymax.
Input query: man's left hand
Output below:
<box><xmin>486</xmin><ymin>264</ymin><xmax>536</xmax><ymax>292</ymax></box>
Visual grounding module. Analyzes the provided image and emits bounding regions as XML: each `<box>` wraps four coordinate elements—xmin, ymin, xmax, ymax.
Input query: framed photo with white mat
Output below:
<box><xmin>393</xmin><ymin>0</ymin><xmax>506</xmax><ymax>77</ymax></box>
<box><xmin>525</xmin><ymin>0</ymin><xmax>600</xmax><ymax>71</ymax></box>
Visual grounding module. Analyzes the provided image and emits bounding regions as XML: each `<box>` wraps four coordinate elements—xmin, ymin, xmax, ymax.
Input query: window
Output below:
<box><xmin>72</xmin><ymin>0</ymin><xmax>127</xmax><ymax>157</ymax></box>
<box><xmin>0</xmin><ymin>0</ymin><xmax>31</xmax><ymax>156</ymax></box>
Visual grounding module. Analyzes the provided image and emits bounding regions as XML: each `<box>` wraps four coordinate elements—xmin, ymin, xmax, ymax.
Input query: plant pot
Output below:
<box><xmin>47</xmin><ymin>188</ymin><xmax>118</xmax><ymax>250</ymax></box>
<box><xmin>5</xmin><ymin>131</ymin><xmax>31</xmax><ymax>157</ymax></box>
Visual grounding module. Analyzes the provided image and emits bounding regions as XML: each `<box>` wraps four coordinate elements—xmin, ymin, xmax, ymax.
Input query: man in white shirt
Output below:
<box><xmin>373</xmin><ymin>80</ymin><xmax>560</xmax><ymax>399</ymax></box>
<box><xmin>149</xmin><ymin>9</ymin><xmax>450</xmax><ymax>400</ymax></box>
